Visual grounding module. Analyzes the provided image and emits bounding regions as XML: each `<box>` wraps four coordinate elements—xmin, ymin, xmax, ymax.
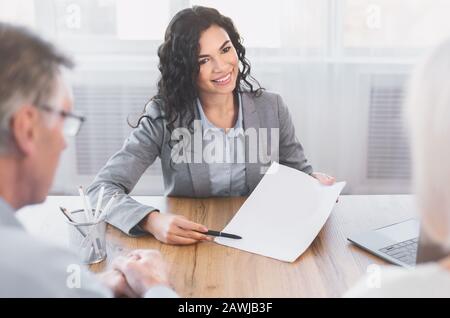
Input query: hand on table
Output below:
<box><xmin>111</xmin><ymin>249</ymin><xmax>171</xmax><ymax>297</ymax></box>
<box><xmin>96</xmin><ymin>269</ymin><xmax>138</xmax><ymax>298</ymax></box>
<box><xmin>141</xmin><ymin>212</ymin><xmax>212</xmax><ymax>245</ymax></box>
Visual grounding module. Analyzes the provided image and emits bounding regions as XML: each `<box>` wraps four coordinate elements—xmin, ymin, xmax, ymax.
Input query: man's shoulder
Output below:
<box><xmin>0</xmin><ymin>227</ymin><xmax>107</xmax><ymax>297</ymax></box>
<box><xmin>0</xmin><ymin>226</ymin><xmax>72</xmax><ymax>261</ymax></box>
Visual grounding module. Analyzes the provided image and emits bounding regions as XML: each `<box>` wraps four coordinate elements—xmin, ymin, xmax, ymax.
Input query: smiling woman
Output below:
<box><xmin>145</xmin><ymin>5</ymin><xmax>263</xmax><ymax>135</ymax></box>
<box><xmin>87</xmin><ymin>6</ymin><xmax>336</xmax><ymax>246</ymax></box>
<box><xmin>196</xmin><ymin>26</ymin><xmax>241</xmax><ymax>129</ymax></box>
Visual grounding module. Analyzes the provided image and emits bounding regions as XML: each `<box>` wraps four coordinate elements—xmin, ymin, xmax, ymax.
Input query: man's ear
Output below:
<box><xmin>9</xmin><ymin>105</ymin><xmax>40</xmax><ymax>156</ymax></box>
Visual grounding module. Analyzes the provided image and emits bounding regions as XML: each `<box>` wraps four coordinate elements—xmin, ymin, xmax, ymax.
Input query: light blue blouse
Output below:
<box><xmin>196</xmin><ymin>95</ymin><xmax>248</xmax><ymax>196</ymax></box>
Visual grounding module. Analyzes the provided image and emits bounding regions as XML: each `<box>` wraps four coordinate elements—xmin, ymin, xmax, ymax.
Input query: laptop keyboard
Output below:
<box><xmin>379</xmin><ymin>238</ymin><xmax>418</xmax><ymax>266</ymax></box>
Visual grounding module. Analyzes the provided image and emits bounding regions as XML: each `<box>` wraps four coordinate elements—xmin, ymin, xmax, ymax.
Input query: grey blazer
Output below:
<box><xmin>87</xmin><ymin>91</ymin><xmax>313</xmax><ymax>236</ymax></box>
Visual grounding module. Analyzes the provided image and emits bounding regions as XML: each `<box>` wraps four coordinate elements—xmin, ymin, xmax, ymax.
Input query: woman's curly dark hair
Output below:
<box><xmin>131</xmin><ymin>6</ymin><xmax>263</xmax><ymax>134</ymax></box>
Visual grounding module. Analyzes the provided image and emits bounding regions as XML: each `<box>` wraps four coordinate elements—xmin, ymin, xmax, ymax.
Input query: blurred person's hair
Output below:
<box><xmin>405</xmin><ymin>37</ymin><xmax>450</xmax><ymax>248</ymax></box>
<box><xmin>0</xmin><ymin>22</ymin><xmax>73</xmax><ymax>153</ymax></box>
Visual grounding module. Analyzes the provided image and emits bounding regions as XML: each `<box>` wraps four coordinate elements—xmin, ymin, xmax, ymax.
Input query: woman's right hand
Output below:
<box><xmin>141</xmin><ymin>211</ymin><xmax>211</xmax><ymax>245</ymax></box>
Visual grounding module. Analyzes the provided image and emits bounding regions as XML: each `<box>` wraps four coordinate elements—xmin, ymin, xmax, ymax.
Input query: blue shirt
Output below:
<box><xmin>197</xmin><ymin>95</ymin><xmax>248</xmax><ymax>196</ymax></box>
<box><xmin>0</xmin><ymin>197</ymin><xmax>177</xmax><ymax>297</ymax></box>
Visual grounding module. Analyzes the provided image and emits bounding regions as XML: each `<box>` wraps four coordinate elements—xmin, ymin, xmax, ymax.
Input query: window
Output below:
<box><xmin>2</xmin><ymin>0</ymin><xmax>450</xmax><ymax>194</ymax></box>
<box><xmin>31</xmin><ymin>0</ymin><xmax>174</xmax><ymax>54</ymax></box>
<box><xmin>192</xmin><ymin>0</ymin><xmax>328</xmax><ymax>51</ymax></box>
<box><xmin>343</xmin><ymin>0</ymin><xmax>450</xmax><ymax>56</ymax></box>
<box><xmin>0</xmin><ymin>0</ymin><xmax>35</xmax><ymax>27</ymax></box>
<box><xmin>52</xmin><ymin>0</ymin><xmax>169</xmax><ymax>41</ymax></box>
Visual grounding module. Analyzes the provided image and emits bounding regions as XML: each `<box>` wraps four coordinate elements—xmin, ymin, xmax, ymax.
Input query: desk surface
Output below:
<box><xmin>16</xmin><ymin>195</ymin><xmax>417</xmax><ymax>297</ymax></box>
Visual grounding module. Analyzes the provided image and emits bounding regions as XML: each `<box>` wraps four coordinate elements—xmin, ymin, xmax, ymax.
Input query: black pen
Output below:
<box><xmin>206</xmin><ymin>230</ymin><xmax>242</xmax><ymax>240</ymax></box>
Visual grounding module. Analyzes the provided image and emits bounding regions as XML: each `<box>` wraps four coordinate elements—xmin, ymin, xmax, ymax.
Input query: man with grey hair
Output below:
<box><xmin>0</xmin><ymin>23</ymin><xmax>177</xmax><ymax>298</ymax></box>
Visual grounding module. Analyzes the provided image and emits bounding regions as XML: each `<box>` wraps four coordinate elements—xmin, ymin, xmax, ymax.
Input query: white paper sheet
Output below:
<box><xmin>215</xmin><ymin>162</ymin><xmax>346</xmax><ymax>262</ymax></box>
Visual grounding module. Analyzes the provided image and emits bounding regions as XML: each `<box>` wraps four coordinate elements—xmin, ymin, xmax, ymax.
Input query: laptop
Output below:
<box><xmin>348</xmin><ymin>218</ymin><xmax>449</xmax><ymax>268</ymax></box>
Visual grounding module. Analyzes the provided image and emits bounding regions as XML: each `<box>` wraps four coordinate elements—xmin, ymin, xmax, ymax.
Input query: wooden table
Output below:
<box><xmin>16</xmin><ymin>195</ymin><xmax>417</xmax><ymax>297</ymax></box>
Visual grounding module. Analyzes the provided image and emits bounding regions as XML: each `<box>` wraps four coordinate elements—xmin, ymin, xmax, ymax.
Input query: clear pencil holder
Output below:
<box><xmin>66</xmin><ymin>209</ymin><xmax>107</xmax><ymax>265</ymax></box>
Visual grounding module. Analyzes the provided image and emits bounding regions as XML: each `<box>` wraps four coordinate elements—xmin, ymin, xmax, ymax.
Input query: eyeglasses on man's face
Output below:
<box><xmin>36</xmin><ymin>104</ymin><xmax>86</xmax><ymax>137</ymax></box>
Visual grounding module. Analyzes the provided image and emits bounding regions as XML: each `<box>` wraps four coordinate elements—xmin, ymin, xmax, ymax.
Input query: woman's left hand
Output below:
<box><xmin>312</xmin><ymin>172</ymin><xmax>339</xmax><ymax>202</ymax></box>
<box><xmin>311</xmin><ymin>172</ymin><xmax>336</xmax><ymax>186</ymax></box>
